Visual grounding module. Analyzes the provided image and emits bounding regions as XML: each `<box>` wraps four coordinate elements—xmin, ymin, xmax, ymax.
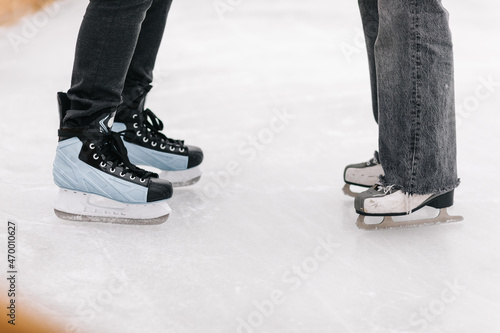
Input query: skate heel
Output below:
<box><xmin>427</xmin><ymin>190</ymin><xmax>454</xmax><ymax>209</ymax></box>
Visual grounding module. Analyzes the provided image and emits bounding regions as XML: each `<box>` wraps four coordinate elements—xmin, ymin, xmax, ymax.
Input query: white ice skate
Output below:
<box><xmin>53</xmin><ymin>93</ymin><xmax>173</xmax><ymax>224</ymax></box>
<box><xmin>112</xmin><ymin>88</ymin><xmax>203</xmax><ymax>187</ymax></box>
<box><xmin>354</xmin><ymin>184</ymin><xmax>463</xmax><ymax>230</ymax></box>
<box><xmin>343</xmin><ymin>151</ymin><xmax>384</xmax><ymax>197</ymax></box>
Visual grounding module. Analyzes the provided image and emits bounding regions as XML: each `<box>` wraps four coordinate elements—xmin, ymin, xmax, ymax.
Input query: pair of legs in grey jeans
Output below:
<box><xmin>348</xmin><ymin>0</ymin><xmax>462</xmax><ymax>227</ymax></box>
<box><xmin>358</xmin><ymin>0</ymin><xmax>459</xmax><ymax>195</ymax></box>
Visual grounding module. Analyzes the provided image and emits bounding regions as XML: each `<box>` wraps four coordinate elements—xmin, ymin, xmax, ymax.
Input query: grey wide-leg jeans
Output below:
<box><xmin>63</xmin><ymin>0</ymin><xmax>173</xmax><ymax>127</ymax></box>
<box><xmin>358</xmin><ymin>0</ymin><xmax>460</xmax><ymax>195</ymax></box>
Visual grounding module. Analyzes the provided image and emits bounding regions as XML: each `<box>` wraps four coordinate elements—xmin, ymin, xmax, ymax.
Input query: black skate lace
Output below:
<box><xmin>97</xmin><ymin>132</ymin><xmax>156</xmax><ymax>180</ymax></box>
<box><xmin>136</xmin><ymin>109</ymin><xmax>185</xmax><ymax>148</ymax></box>
<box><xmin>58</xmin><ymin>127</ymin><xmax>157</xmax><ymax>180</ymax></box>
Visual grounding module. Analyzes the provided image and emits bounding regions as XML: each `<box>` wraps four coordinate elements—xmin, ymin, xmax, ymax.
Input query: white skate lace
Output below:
<box><xmin>375</xmin><ymin>183</ymin><xmax>394</xmax><ymax>195</ymax></box>
<box><xmin>385</xmin><ymin>185</ymin><xmax>394</xmax><ymax>195</ymax></box>
<box><xmin>376</xmin><ymin>184</ymin><xmax>412</xmax><ymax>214</ymax></box>
<box><xmin>405</xmin><ymin>194</ymin><xmax>412</xmax><ymax>215</ymax></box>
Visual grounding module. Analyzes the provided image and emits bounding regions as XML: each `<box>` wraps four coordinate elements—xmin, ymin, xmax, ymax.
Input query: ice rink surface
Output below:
<box><xmin>0</xmin><ymin>0</ymin><xmax>499</xmax><ymax>332</ymax></box>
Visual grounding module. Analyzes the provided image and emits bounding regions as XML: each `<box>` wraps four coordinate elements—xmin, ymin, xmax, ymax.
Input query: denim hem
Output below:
<box><xmin>379</xmin><ymin>175</ymin><xmax>460</xmax><ymax>195</ymax></box>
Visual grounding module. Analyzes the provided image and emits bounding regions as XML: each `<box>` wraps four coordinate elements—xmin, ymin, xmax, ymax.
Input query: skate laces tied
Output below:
<box><xmin>375</xmin><ymin>183</ymin><xmax>413</xmax><ymax>215</ymax></box>
<box><xmin>138</xmin><ymin>109</ymin><xmax>185</xmax><ymax>148</ymax></box>
<box><xmin>374</xmin><ymin>183</ymin><xmax>395</xmax><ymax>195</ymax></box>
<box><xmin>99</xmin><ymin>131</ymin><xmax>157</xmax><ymax>180</ymax></box>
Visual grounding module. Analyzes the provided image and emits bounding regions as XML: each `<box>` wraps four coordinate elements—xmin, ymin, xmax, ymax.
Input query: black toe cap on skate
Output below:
<box><xmin>187</xmin><ymin>145</ymin><xmax>203</xmax><ymax>168</ymax></box>
<box><xmin>354</xmin><ymin>193</ymin><xmax>365</xmax><ymax>213</ymax></box>
<box><xmin>354</xmin><ymin>188</ymin><xmax>379</xmax><ymax>215</ymax></box>
<box><xmin>147</xmin><ymin>178</ymin><xmax>173</xmax><ymax>202</ymax></box>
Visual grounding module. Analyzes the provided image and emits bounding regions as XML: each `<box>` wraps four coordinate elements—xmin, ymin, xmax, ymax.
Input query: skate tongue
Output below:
<box><xmin>100</xmin><ymin>131</ymin><xmax>158</xmax><ymax>180</ymax></box>
<box><xmin>96</xmin><ymin>111</ymin><xmax>116</xmax><ymax>134</ymax></box>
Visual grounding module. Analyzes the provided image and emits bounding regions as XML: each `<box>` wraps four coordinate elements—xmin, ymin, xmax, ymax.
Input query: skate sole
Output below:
<box><xmin>54</xmin><ymin>189</ymin><xmax>172</xmax><ymax>225</ymax></box>
<box><xmin>54</xmin><ymin>209</ymin><xmax>169</xmax><ymax>225</ymax></box>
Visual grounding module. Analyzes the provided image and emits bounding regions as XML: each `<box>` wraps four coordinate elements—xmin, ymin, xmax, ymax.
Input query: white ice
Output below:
<box><xmin>0</xmin><ymin>0</ymin><xmax>499</xmax><ymax>332</ymax></box>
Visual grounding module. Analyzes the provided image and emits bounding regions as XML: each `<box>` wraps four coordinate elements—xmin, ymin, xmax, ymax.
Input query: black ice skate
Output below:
<box><xmin>342</xmin><ymin>151</ymin><xmax>384</xmax><ymax>197</ymax></box>
<box><xmin>354</xmin><ymin>184</ymin><xmax>463</xmax><ymax>230</ymax></box>
<box><xmin>53</xmin><ymin>93</ymin><xmax>173</xmax><ymax>224</ymax></box>
<box><xmin>112</xmin><ymin>86</ymin><xmax>203</xmax><ymax>187</ymax></box>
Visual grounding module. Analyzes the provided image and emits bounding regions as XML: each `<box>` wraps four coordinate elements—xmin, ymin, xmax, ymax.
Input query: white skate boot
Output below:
<box><xmin>112</xmin><ymin>87</ymin><xmax>203</xmax><ymax>187</ymax></box>
<box><xmin>354</xmin><ymin>184</ymin><xmax>463</xmax><ymax>230</ymax></box>
<box><xmin>53</xmin><ymin>93</ymin><xmax>173</xmax><ymax>224</ymax></box>
<box><xmin>343</xmin><ymin>151</ymin><xmax>384</xmax><ymax>197</ymax></box>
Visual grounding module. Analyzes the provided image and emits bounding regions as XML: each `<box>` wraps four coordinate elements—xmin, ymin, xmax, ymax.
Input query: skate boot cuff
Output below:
<box><xmin>116</xmin><ymin>84</ymin><xmax>153</xmax><ymax>119</ymax></box>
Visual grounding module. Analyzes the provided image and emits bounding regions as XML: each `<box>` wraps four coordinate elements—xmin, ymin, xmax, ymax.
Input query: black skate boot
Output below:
<box><xmin>112</xmin><ymin>85</ymin><xmax>203</xmax><ymax>187</ymax></box>
<box><xmin>53</xmin><ymin>92</ymin><xmax>173</xmax><ymax>224</ymax></box>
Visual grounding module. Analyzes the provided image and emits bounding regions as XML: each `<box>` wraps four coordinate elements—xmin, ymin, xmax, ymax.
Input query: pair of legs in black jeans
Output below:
<box><xmin>64</xmin><ymin>0</ymin><xmax>172</xmax><ymax>127</ymax></box>
<box><xmin>52</xmin><ymin>0</ymin><xmax>203</xmax><ymax>223</ymax></box>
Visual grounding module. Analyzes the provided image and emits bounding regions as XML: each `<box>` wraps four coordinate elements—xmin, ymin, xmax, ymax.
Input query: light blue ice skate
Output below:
<box><xmin>53</xmin><ymin>92</ymin><xmax>173</xmax><ymax>224</ymax></box>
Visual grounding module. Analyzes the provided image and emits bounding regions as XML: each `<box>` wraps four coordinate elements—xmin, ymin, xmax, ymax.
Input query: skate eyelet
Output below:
<box><xmin>120</xmin><ymin>172</ymin><xmax>126</xmax><ymax>177</ymax></box>
<box><xmin>136</xmin><ymin>131</ymin><xmax>142</xmax><ymax>137</ymax></box>
<box><xmin>169</xmin><ymin>146</ymin><xmax>175</xmax><ymax>151</ymax></box>
<box><xmin>93</xmin><ymin>153</ymin><xmax>99</xmax><ymax>160</ymax></box>
<box><xmin>132</xmin><ymin>114</ymin><xmax>138</xmax><ymax>119</ymax></box>
<box><xmin>89</xmin><ymin>143</ymin><xmax>95</xmax><ymax>149</ymax></box>
<box><xmin>110</xmin><ymin>168</ymin><xmax>116</xmax><ymax>173</ymax></box>
<box><xmin>140</xmin><ymin>178</ymin><xmax>146</xmax><ymax>183</ymax></box>
<box><xmin>100</xmin><ymin>162</ymin><xmax>106</xmax><ymax>168</ymax></box>
<box><xmin>179</xmin><ymin>148</ymin><xmax>185</xmax><ymax>153</ymax></box>
<box><xmin>130</xmin><ymin>175</ymin><xmax>136</xmax><ymax>180</ymax></box>
<box><xmin>160</xmin><ymin>144</ymin><xmax>166</xmax><ymax>150</ymax></box>
<box><xmin>133</xmin><ymin>123</ymin><xmax>138</xmax><ymax>129</ymax></box>
<box><xmin>143</xmin><ymin>137</ymin><xmax>149</xmax><ymax>143</ymax></box>
<box><xmin>152</xmin><ymin>142</ymin><xmax>157</xmax><ymax>147</ymax></box>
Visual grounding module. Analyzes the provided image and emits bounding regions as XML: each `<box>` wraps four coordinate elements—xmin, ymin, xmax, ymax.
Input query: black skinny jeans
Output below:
<box><xmin>64</xmin><ymin>0</ymin><xmax>173</xmax><ymax>127</ymax></box>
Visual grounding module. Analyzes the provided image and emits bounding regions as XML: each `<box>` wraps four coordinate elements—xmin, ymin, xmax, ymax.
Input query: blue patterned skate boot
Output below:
<box><xmin>112</xmin><ymin>86</ymin><xmax>203</xmax><ymax>187</ymax></box>
<box><xmin>53</xmin><ymin>93</ymin><xmax>173</xmax><ymax>224</ymax></box>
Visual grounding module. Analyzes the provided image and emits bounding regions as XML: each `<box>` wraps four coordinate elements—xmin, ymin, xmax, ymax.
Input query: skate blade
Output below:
<box><xmin>356</xmin><ymin>208</ymin><xmax>463</xmax><ymax>230</ymax></box>
<box><xmin>342</xmin><ymin>184</ymin><xmax>360</xmax><ymax>198</ymax></box>
<box><xmin>54</xmin><ymin>209</ymin><xmax>169</xmax><ymax>225</ymax></box>
<box><xmin>172</xmin><ymin>175</ymin><xmax>201</xmax><ymax>187</ymax></box>
<box><xmin>158</xmin><ymin>166</ymin><xmax>202</xmax><ymax>187</ymax></box>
